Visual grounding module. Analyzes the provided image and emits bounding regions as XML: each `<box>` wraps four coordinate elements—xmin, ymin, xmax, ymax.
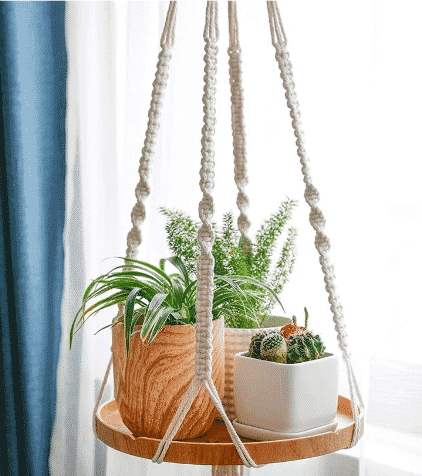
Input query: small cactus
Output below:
<box><xmin>245</xmin><ymin>308</ymin><xmax>327</xmax><ymax>365</ymax></box>
<box><xmin>260</xmin><ymin>332</ymin><xmax>288</xmax><ymax>363</ymax></box>
<box><xmin>247</xmin><ymin>330</ymin><xmax>270</xmax><ymax>358</ymax></box>
<box><xmin>287</xmin><ymin>331</ymin><xmax>326</xmax><ymax>363</ymax></box>
<box><xmin>284</xmin><ymin>307</ymin><xmax>326</xmax><ymax>363</ymax></box>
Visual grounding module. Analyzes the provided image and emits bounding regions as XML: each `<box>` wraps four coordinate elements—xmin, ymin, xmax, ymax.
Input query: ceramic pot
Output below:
<box><xmin>111</xmin><ymin>316</ymin><xmax>225</xmax><ymax>440</ymax></box>
<box><xmin>222</xmin><ymin>316</ymin><xmax>291</xmax><ymax>420</ymax></box>
<box><xmin>233</xmin><ymin>351</ymin><xmax>339</xmax><ymax>437</ymax></box>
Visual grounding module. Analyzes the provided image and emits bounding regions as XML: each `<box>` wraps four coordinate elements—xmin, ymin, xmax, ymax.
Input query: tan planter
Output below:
<box><xmin>222</xmin><ymin>316</ymin><xmax>291</xmax><ymax>421</ymax></box>
<box><xmin>111</xmin><ymin>316</ymin><xmax>225</xmax><ymax>440</ymax></box>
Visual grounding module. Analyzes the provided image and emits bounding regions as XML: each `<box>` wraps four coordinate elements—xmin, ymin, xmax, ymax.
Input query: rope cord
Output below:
<box><xmin>267</xmin><ymin>0</ymin><xmax>364</xmax><ymax>448</ymax></box>
<box><xmin>150</xmin><ymin>2</ymin><xmax>220</xmax><ymax>462</ymax></box>
<box><xmin>125</xmin><ymin>1</ymin><xmax>177</xmax><ymax>261</ymax></box>
<box><xmin>228</xmin><ymin>2</ymin><xmax>252</xmax><ymax>250</ymax></box>
<box><xmin>92</xmin><ymin>351</ymin><xmax>113</xmax><ymax>436</ymax></box>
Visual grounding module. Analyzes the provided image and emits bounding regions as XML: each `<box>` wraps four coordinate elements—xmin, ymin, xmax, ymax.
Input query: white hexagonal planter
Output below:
<box><xmin>233</xmin><ymin>351</ymin><xmax>339</xmax><ymax>440</ymax></box>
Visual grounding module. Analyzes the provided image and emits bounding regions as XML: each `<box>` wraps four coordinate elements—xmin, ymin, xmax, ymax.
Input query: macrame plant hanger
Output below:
<box><xmin>93</xmin><ymin>2</ymin><xmax>364</xmax><ymax>474</ymax></box>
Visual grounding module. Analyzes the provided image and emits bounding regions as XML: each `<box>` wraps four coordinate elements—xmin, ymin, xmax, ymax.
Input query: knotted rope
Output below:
<box><xmin>267</xmin><ymin>0</ymin><xmax>364</xmax><ymax>447</ymax></box>
<box><xmin>125</xmin><ymin>1</ymin><xmax>177</xmax><ymax>261</ymax></box>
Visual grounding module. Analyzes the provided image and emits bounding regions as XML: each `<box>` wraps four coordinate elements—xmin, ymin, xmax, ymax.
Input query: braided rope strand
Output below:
<box><xmin>149</xmin><ymin>3</ymin><xmax>220</xmax><ymax>463</ymax></box>
<box><xmin>228</xmin><ymin>2</ymin><xmax>252</xmax><ymax>249</ymax></box>
<box><xmin>195</xmin><ymin>1</ymin><xmax>219</xmax><ymax>382</ymax></box>
<box><xmin>125</xmin><ymin>2</ymin><xmax>177</xmax><ymax>260</ymax></box>
<box><xmin>267</xmin><ymin>1</ymin><xmax>363</xmax><ymax>447</ymax></box>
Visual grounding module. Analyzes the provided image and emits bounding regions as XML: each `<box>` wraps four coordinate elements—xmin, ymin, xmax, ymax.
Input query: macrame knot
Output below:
<box><xmin>160</xmin><ymin>44</ymin><xmax>172</xmax><ymax>58</ymax></box>
<box><xmin>309</xmin><ymin>207</ymin><xmax>326</xmax><ymax>229</ymax></box>
<box><xmin>194</xmin><ymin>321</ymin><xmax>213</xmax><ymax>381</ymax></box>
<box><xmin>198</xmin><ymin>225</ymin><xmax>214</xmax><ymax>245</ymax></box>
<box><xmin>205</xmin><ymin>40</ymin><xmax>219</xmax><ymax>58</ymax></box>
<box><xmin>237</xmin><ymin>212</ymin><xmax>250</xmax><ymax>227</ymax></box>
<box><xmin>305</xmin><ymin>183</ymin><xmax>320</xmax><ymax>204</ymax></box>
<box><xmin>199</xmin><ymin>196</ymin><xmax>214</xmax><ymax>216</ymax></box>
<box><xmin>135</xmin><ymin>180</ymin><xmax>150</xmax><ymax>201</ymax></box>
<box><xmin>315</xmin><ymin>231</ymin><xmax>330</xmax><ymax>252</ymax></box>
<box><xmin>274</xmin><ymin>43</ymin><xmax>289</xmax><ymax>63</ymax></box>
<box><xmin>236</xmin><ymin>193</ymin><xmax>250</xmax><ymax>210</ymax></box>
<box><xmin>228</xmin><ymin>45</ymin><xmax>242</xmax><ymax>56</ymax></box>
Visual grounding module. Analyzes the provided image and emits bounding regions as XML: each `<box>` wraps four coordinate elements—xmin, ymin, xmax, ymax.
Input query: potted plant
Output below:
<box><xmin>160</xmin><ymin>200</ymin><xmax>297</xmax><ymax>419</ymax></box>
<box><xmin>233</xmin><ymin>309</ymin><xmax>339</xmax><ymax>440</ymax></box>
<box><xmin>69</xmin><ymin>256</ymin><xmax>279</xmax><ymax>439</ymax></box>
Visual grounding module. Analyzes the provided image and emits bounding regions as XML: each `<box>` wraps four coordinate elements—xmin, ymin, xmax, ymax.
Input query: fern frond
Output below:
<box><xmin>160</xmin><ymin>207</ymin><xmax>200</xmax><ymax>277</ymax></box>
<box><xmin>264</xmin><ymin>226</ymin><xmax>297</xmax><ymax>312</ymax></box>
<box><xmin>252</xmin><ymin>198</ymin><xmax>297</xmax><ymax>281</ymax></box>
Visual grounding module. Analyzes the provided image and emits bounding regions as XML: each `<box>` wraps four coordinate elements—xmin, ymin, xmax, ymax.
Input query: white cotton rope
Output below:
<box><xmin>228</xmin><ymin>1</ymin><xmax>252</xmax><ymax>250</ymax></box>
<box><xmin>92</xmin><ymin>351</ymin><xmax>113</xmax><ymax>437</ymax></box>
<box><xmin>266</xmin><ymin>0</ymin><xmax>364</xmax><ymax>448</ymax></box>
<box><xmin>125</xmin><ymin>1</ymin><xmax>177</xmax><ymax>261</ymax></box>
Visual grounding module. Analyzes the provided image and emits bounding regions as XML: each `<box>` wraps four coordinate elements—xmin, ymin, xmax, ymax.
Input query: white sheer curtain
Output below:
<box><xmin>51</xmin><ymin>1</ymin><xmax>422</xmax><ymax>475</ymax></box>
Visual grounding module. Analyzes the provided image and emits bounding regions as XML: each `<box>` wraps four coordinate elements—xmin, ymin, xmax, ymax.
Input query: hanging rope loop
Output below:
<box><xmin>196</xmin><ymin>0</ymin><xmax>219</xmax><ymax>384</ymax></box>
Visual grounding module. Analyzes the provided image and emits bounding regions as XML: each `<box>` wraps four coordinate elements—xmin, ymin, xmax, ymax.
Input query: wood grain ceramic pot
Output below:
<box><xmin>111</xmin><ymin>316</ymin><xmax>225</xmax><ymax>440</ymax></box>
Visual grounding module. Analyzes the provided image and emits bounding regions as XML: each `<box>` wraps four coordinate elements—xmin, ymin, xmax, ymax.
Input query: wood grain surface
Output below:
<box><xmin>95</xmin><ymin>395</ymin><xmax>364</xmax><ymax>465</ymax></box>
<box><xmin>111</xmin><ymin>316</ymin><xmax>225</xmax><ymax>440</ymax></box>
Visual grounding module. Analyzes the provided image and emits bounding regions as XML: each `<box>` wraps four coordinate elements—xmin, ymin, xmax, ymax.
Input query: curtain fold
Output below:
<box><xmin>0</xmin><ymin>2</ymin><xmax>66</xmax><ymax>475</ymax></box>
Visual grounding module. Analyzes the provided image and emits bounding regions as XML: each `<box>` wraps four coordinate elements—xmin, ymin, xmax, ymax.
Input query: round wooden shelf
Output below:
<box><xmin>94</xmin><ymin>395</ymin><xmax>363</xmax><ymax>466</ymax></box>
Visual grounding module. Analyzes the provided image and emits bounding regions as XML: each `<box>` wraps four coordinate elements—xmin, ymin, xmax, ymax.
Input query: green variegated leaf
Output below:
<box><xmin>146</xmin><ymin>306</ymin><xmax>176</xmax><ymax>344</ymax></box>
<box><xmin>161</xmin><ymin>256</ymin><xmax>190</xmax><ymax>288</ymax></box>
<box><xmin>140</xmin><ymin>293</ymin><xmax>169</xmax><ymax>340</ymax></box>
<box><xmin>170</xmin><ymin>276</ymin><xmax>184</xmax><ymax>308</ymax></box>
<box><xmin>124</xmin><ymin>288</ymin><xmax>145</xmax><ymax>356</ymax></box>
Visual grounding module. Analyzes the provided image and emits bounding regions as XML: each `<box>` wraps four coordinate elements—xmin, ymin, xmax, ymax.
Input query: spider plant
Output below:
<box><xmin>69</xmin><ymin>256</ymin><xmax>284</xmax><ymax>356</ymax></box>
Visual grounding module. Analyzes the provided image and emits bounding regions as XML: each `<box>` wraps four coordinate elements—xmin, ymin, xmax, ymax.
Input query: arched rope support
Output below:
<box><xmin>267</xmin><ymin>1</ymin><xmax>364</xmax><ymax>448</ymax></box>
<box><xmin>228</xmin><ymin>1</ymin><xmax>252</xmax><ymax>252</ymax></box>
<box><xmin>125</xmin><ymin>1</ymin><xmax>177</xmax><ymax>261</ymax></box>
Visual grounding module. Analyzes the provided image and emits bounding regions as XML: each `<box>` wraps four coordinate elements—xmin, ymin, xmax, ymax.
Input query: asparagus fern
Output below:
<box><xmin>160</xmin><ymin>198</ymin><xmax>297</xmax><ymax>323</ymax></box>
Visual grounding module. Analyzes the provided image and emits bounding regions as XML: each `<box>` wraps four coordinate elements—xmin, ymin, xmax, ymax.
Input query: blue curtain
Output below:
<box><xmin>0</xmin><ymin>2</ymin><xmax>66</xmax><ymax>475</ymax></box>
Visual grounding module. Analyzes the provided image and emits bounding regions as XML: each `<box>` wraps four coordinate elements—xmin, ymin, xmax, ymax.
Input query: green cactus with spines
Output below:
<box><xmin>287</xmin><ymin>331</ymin><xmax>326</xmax><ymax>363</ymax></box>
<box><xmin>247</xmin><ymin>330</ymin><xmax>270</xmax><ymax>358</ymax></box>
<box><xmin>287</xmin><ymin>307</ymin><xmax>326</xmax><ymax>363</ymax></box>
<box><xmin>245</xmin><ymin>308</ymin><xmax>327</xmax><ymax>364</ymax></box>
<box><xmin>260</xmin><ymin>332</ymin><xmax>288</xmax><ymax>363</ymax></box>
